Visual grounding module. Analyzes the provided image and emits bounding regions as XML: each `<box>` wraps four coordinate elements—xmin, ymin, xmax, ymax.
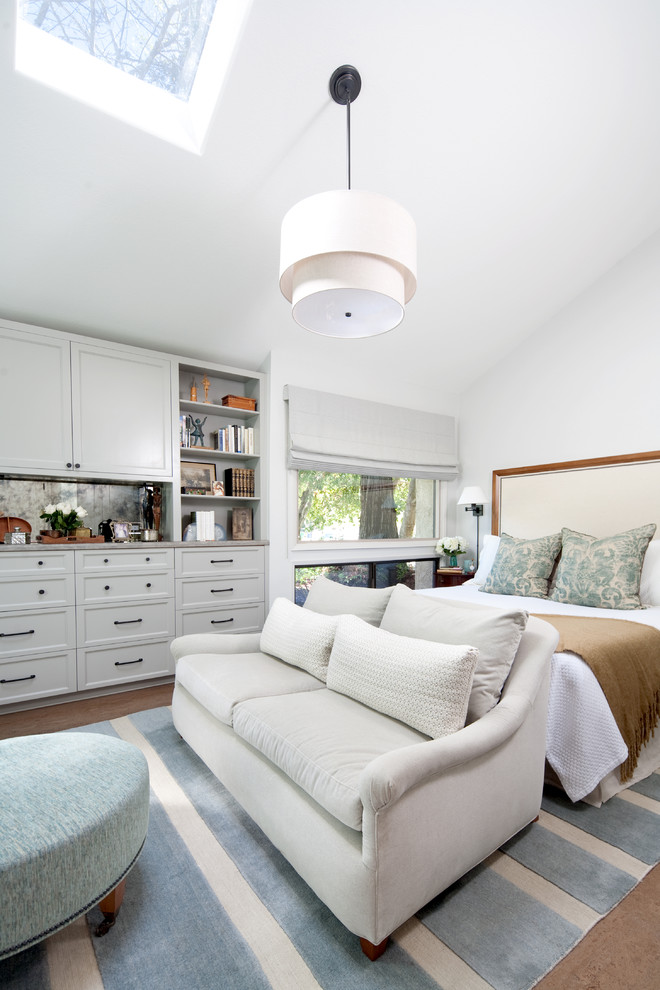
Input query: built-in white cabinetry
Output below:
<box><xmin>0</xmin><ymin>551</ymin><xmax>77</xmax><ymax>705</ymax></box>
<box><xmin>175</xmin><ymin>360</ymin><xmax>266</xmax><ymax>540</ymax></box>
<box><xmin>0</xmin><ymin>321</ymin><xmax>174</xmax><ymax>480</ymax></box>
<box><xmin>175</xmin><ymin>545</ymin><xmax>266</xmax><ymax>636</ymax></box>
<box><xmin>75</xmin><ymin>548</ymin><xmax>175</xmax><ymax>690</ymax></box>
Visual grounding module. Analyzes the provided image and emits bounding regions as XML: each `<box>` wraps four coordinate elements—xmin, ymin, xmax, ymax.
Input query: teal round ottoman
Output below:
<box><xmin>0</xmin><ymin>731</ymin><xmax>149</xmax><ymax>960</ymax></box>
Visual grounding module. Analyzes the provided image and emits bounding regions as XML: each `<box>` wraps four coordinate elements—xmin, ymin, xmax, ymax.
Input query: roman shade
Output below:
<box><xmin>284</xmin><ymin>385</ymin><xmax>458</xmax><ymax>480</ymax></box>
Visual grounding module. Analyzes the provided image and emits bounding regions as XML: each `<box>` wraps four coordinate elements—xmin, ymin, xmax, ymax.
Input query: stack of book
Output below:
<box><xmin>211</xmin><ymin>425</ymin><xmax>255</xmax><ymax>454</ymax></box>
<box><xmin>224</xmin><ymin>467</ymin><xmax>255</xmax><ymax>497</ymax></box>
<box><xmin>191</xmin><ymin>510</ymin><xmax>215</xmax><ymax>541</ymax></box>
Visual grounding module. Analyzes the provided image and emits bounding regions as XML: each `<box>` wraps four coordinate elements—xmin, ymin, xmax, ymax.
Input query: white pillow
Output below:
<box><xmin>380</xmin><ymin>584</ymin><xmax>528</xmax><ymax>722</ymax></box>
<box><xmin>303</xmin><ymin>575</ymin><xmax>394</xmax><ymax>626</ymax></box>
<box><xmin>326</xmin><ymin>614</ymin><xmax>478</xmax><ymax>739</ymax></box>
<box><xmin>472</xmin><ymin>534</ymin><xmax>500</xmax><ymax>586</ymax></box>
<box><xmin>260</xmin><ymin>598</ymin><xmax>338</xmax><ymax>682</ymax></box>
<box><xmin>640</xmin><ymin>539</ymin><xmax>660</xmax><ymax>606</ymax></box>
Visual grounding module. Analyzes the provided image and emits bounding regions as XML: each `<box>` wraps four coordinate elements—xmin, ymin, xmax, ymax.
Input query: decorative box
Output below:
<box><xmin>221</xmin><ymin>394</ymin><xmax>257</xmax><ymax>411</ymax></box>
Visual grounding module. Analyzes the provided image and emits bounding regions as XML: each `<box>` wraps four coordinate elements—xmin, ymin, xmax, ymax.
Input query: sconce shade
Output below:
<box><xmin>458</xmin><ymin>486</ymin><xmax>488</xmax><ymax>506</ymax></box>
<box><xmin>279</xmin><ymin>189</ymin><xmax>417</xmax><ymax>338</ymax></box>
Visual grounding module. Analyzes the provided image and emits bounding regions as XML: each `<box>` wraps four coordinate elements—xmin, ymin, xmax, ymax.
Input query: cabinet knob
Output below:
<box><xmin>104</xmin><ymin>558</ymin><xmax>109</xmax><ymax>563</ymax></box>
<box><xmin>66</xmin><ymin>462</ymin><xmax>72</xmax><ymax>469</ymax></box>
<box><xmin>75</xmin><ymin>463</ymin><xmax>80</xmax><ymax>469</ymax></box>
<box><xmin>38</xmin><ymin>560</ymin><xmax>44</xmax><ymax>565</ymax></box>
<box><xmin>146</xmin><ymin>582</ymin><xmax>152</xmax><ymax>588</ymax></box>
<box><xmin>38</xmin><ymin>589</ymin><xmax>45</xmax><ymax>595</ymax></box>
<box><xmin>145</xmin><ymin>557</ymin><xmax>150</xmax><ymax>562</ymax></box>
<box><xmin>104</xmin><ymin>585</ymin><xmax>110</xmax><ymax>591</ymax></box>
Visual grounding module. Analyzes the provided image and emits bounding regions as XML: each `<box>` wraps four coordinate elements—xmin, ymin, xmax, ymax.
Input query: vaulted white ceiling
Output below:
<box><xmin>1</xmin><ymin>1</ymin><xmax>659</xmax><ymax>391</ymax></box>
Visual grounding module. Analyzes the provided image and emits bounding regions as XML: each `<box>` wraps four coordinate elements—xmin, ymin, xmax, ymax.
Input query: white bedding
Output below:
<box><xmin>418</xmin><ymin>583</ymin><xmax>660</xmax><ymax>804</ymax></box>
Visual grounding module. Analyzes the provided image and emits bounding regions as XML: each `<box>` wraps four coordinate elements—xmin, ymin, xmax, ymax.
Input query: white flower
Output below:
<box><xmin>436</xmin><ymin>536</ymin><xmax>468</xmax><ymax>556</ymax></box>
<box><xmin>43</xmin><ymin>504</ymin><xmax>57</xmax><ymax>514</ymax></box>
<box><xmin>75</xmin><ymin>506</ymin><xmax>88</xmax><ymax>518</ymax></box>
<box><xmin>56</xmin><ymin>501</ymin><xmax>70</xmax><ymax>512</ymax></box>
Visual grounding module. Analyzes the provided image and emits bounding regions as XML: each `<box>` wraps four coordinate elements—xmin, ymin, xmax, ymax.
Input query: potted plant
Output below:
<box><xmin>436</xmin><ymin>536</ymin><xmax>468</xmax><ymax>567</ymax></box>
<box><xmin>40</xmin><ymin>502</ymin><xmax>88</xmax><ymax>538</ymax></box>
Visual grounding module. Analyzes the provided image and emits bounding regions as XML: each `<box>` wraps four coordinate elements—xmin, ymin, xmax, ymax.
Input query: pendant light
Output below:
<box><xmin>279</xmin><ymin>66</ymin><xmax>417</xmax><ymax>338</ymax></box>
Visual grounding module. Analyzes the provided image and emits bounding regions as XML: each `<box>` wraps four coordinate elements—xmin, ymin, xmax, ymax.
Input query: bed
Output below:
<box><xmin>420</xmin><ymin>450</ymin><xmax>660</xmax><ymax>806</ymax></box>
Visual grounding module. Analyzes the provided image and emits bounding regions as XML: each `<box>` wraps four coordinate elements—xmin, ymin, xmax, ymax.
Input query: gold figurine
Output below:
<box><xmin>190</xmin><ymin>378</ymin><xmax>197</xmax><ymax>402</ymax></box>
<box><xmin>202</xmin><ymin>374</ymin><xmax>211</xmax><ymax>403</ymax></box>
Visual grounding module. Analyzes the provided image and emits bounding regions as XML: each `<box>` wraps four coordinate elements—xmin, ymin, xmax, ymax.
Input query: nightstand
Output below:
<box><xmin>435</xmin><ymin>568</ymin><xmax>474</xmax><ymax>588</ymax></box>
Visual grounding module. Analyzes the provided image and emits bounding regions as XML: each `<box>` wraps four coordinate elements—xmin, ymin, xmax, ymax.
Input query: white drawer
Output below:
<box><xmin>0</xmin><ymin>607</ymin><xmax>76</xmax><ymax>658</ymax></box>
<box><xmin>175</xmin><ymin>545</ymin><xmax>264</xmax><ymax>577</ymax></box>
<box><xmin>76</xmin><ymin>569</ymin><xmax>174</xmax><ymax>604</ymax></box>
<box><xmin>0</xmin><ymin>550</ymin><xmax>73</xmax><ymax>577</ymax></box>
<box><xmin>1</xmin><ymin>574</ymin><xmax>75</xmax><ymax>610</ymax></box>
<box><xmin>78</xmin><ymin>600</ymin><xmax>174</xmax><ymax>647</ymax></box>
<box><xmin>176</xmin><ymin>574</ymin><xmax>264</xmax><ymax>608</ymax></box>
<box><xmin>175</xmin><ymin>602</ymin><xmax>264</xmax><ymax>637</ymax></box>
<box><xmin>77</xmin><ymin>547</ymin><xmax>174</xmax><ymax>571</ymax></box>
<box><xmin>78</xmin><ymin>639</ymin><xmax>174</xmax><ymax>690</ymax></box>
<box><xmin>0</xmin><ymin>651</ymin><xmax>77</xmax><ymax>705</ymax></box>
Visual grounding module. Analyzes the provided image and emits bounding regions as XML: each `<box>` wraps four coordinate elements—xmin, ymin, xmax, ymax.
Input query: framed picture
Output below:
<box><xmin>212</xmin><ymin>480</ymin><xmax>225</xmax><ymax>496</ymax></box>
<box><xmin>181</xmin><ymin>460</ymin><xmax>216</xmax><ymax>493</ymax></box>
<box><xmin>232</xmin><ymin>507</ymin><xmax>252</xmax><ymax>540</ymax></box>
<box><xmin>111</xmin><ymin>520</ymin><xmax>131</xmax><ymax>542</ymax></box>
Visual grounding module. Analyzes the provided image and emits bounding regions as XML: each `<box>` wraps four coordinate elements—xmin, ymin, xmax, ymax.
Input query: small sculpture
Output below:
<box><xmin>189</xmin><ymin>416</ymin><xmax>207</xmax><ymax>447</ymax></box>
<box><xmin>190</xmin><ymin>378</ymin><xmax>197</xmax><ymax>402</ymax></box>
<box><xmin>202</xmin><ymin>375</ymin><xmax>211</xmax><ymax>403</ymax></box>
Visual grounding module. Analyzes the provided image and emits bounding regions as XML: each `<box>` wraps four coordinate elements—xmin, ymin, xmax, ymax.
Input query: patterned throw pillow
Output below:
<box><xmin>481</xmin><ymin>532</ymin><xmax>562</xmax><ymax>599</ymax></box>
<box><xmin>260</xmin><ymin>597</ymin><xmax>338</xmax><ymax>681</ymax></box>
<box><xmin>550</xmin><ymin>524</ymin><xmax>657</xmax><ymax>609</ymax></box>
<box><xmin>326</xmin><ymin>614</ymin><xmax>479</xmax><ymax>738</ymax></box>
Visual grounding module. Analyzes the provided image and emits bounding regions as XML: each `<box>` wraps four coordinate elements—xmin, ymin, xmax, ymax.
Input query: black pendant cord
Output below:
<box><xmin>346</xmin><ymin>96</ymin><xmax>351</xmax><ymax>190</ymax></box>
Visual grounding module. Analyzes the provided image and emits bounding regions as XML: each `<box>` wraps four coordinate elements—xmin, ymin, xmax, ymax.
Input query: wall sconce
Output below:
<box><xmin>457</xmin><ymin>486</ymin><xmax>489</xmax><ymax>567</ymax></box>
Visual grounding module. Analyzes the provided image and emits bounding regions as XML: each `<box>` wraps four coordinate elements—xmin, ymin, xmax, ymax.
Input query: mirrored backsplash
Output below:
<box><xmin>0</xmin><ymin>479</ymin><xmax>144</xmax><ymax>537</ymax></box>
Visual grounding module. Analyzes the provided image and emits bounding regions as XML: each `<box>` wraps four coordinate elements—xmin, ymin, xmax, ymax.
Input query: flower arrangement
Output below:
<box><xmin>436</xmin><ymin>536</ymin><xmax>468</xmax><ymax>559</ymax></box>
<box><xmin>40</xmin><ymin>502</ymin><xmax>88</xmax><ymax>534</ymax></box>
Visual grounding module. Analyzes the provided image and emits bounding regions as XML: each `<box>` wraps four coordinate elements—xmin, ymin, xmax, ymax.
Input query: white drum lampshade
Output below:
<box><xmin>279</xmin><ymin>189</ymin><xmax>417</xmax><ymax>338</ymax></box>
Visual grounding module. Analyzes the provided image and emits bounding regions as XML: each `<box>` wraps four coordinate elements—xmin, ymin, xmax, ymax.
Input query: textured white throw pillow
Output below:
<box><xmin>472</xmin><ymin>534</ymin><xmax>500</xmax><ymax>586</ymax></box>
<box><xmin>381</xmin><ymin>584</ymin><xmax>528</xmax><ymax>723</ymax></box>
<box><xmin>260</xmin><ymin>597</ymin><xmax>338</xmax><ymax>682</ymax></box>
<box><xmin>326</xmin><ymin>614</ymin><xmax>478</xmax><ymax>739</ymax></box>
<box><xmin>303</xmin><ymin>575</ymin><xmax>394</xmax><ymax>626</ymax></box>
<box><xmin>640</xmin><ymin>539</ymin><xmax>660</xmax><ymax>605</ymax></box>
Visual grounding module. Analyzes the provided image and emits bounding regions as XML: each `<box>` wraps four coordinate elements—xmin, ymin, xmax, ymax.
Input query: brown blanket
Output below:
<box><xmin>532</xmin><ymin>615</ymin><xmax>660</xmax><ymax>782</ymax></box>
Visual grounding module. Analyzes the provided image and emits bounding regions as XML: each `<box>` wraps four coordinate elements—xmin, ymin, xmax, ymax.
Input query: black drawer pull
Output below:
<box><xmin>38</xmin><ymin>560</ymin><xmax>44</xmax><ymax>565</ymax></box>
<box><xmin>104</xmin><ymin>558</ymin><xmax>109</xmax><ymax>563</ymax></box>
<box><xmin>211</xmin><ymin>617</ymin><xmax>234</xmax><ymax>624</ymax></box>
<box><xmin>211</xmin><ymin>588</ymin><xmax>234</xmax><ymax>593</ymax></box>
<box><xmin>211</xmin><ymin>559</ymin><xmax>234</xmax><ymax>564</ymax></box>
<box><xmin>105</xmin><ymin>585</ymin><xmax>110</xmax><ymax>591</ymax></box>
<box><xmin>146</xmin><ymin>582</ymin><xmax>152</xmax><ymax>588</ymax></box>
<box><xmin>38</xmin><ymin>589</ymin><xmax>45</xmax><ymax>595</ymax></box>
<box><xmin>0</xmin><ymin>629</ymin><xmax>35</xmax><ymax>638</ymax></box>
<box><xmin>145</xmin><ymin>557</ymin><xmax>151</xmax><ymax>562</ymax></box>
<box><xmin>114</xmin><ymin>658</ymin><xmax>144</xmax><ymax>667</ymax></box>
<box><xmin>1</xmin><ymin>673</ymin><xmax>36</xmax><ymax>684</ymax></box>
<box><xmin>113</xmin><ymin>618</ymin><xmax>143</xmax><ymax>625</ymax></box>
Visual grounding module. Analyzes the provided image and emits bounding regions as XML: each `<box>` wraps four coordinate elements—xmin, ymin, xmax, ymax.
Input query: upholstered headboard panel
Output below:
<box><xmin>492</xmin><ymin>451</ymin><xmax>660</xmax><ymax>540</ymax></box>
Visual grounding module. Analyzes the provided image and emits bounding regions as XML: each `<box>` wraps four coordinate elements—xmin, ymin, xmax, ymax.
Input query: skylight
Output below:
<box><xmin>16</xmin><ymin>0</ymin><xmax>252</xmax><ymax>152</ymax></box>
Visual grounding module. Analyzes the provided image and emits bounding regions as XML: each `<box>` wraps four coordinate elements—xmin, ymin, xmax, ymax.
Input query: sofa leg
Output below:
<box><xmin>359</xmin><ymin>936</ymin><xmax>389</xmax><ymax>960</ymax></box>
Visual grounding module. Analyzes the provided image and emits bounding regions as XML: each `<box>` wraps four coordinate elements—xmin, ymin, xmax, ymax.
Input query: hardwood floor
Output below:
<box><xmin>0</xmin><ymin>683</ymin><xmax>173</xmax><ymax>739</ymax></box>
<box><xmin>2</xmin><ymin>684</ymin><xmax>657</xmax><ymax>989</ymax></box>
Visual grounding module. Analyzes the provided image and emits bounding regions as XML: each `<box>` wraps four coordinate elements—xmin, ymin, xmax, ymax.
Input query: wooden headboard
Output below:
<box><xmin>492</xmin><ymin>450</ymin><xmax>660</xmax><ymax>540</ymax></box>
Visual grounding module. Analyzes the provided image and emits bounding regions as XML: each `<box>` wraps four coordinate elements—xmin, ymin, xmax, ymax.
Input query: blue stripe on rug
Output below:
<box><xmin>129</xmin><ymin>706</ymin><xmax>441</xmax><ymax>990</ymax></box>
<box><xmin>501</xmin><ymin>821</ymin><xmax>637</xmax><ymax>913</ymax></box>
<box><xmin>630</xmin><ymin>771</ymin><xmax>660</xmax><ymax>801</ymax></box>
<box><xmin>541</xmin><ymin>789</ymin><xmax>660</xmax><ymax>864</ymax></box>
<box><xmin>0</xmin><ymin>942</ymin><xmax>48</xmax><ymax>990</ymax></box>
<box><xmin>417</xmin><ymin>864</ymin><xmax>581</xmax><ymax>990</ymax></box>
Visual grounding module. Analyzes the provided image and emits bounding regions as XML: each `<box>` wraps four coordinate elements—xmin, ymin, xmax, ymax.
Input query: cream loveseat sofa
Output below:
<box><xmin>170</xmin><ymin>579</ymin><xmax>559</xmax><ymax>959</ymax></box>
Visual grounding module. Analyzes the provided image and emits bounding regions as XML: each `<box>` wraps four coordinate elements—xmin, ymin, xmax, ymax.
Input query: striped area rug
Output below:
<box><xmin>2</xmin><ymin>707</ymin><xmax>658</xmax><ymax>990</ymax></box>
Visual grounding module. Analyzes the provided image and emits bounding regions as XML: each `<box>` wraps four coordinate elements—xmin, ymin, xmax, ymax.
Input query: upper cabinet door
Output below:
<box><xmin>0</xmin><ymin>325</ymin><xmax>73</xmax><ymax>473</ymax></box>
<box><xmin>71</xmin><ymin>342</ymin><xmax>173</xmax><ymax>479</ymax></box>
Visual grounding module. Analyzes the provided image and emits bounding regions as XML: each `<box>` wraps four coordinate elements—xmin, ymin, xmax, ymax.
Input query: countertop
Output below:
<box><xmin>0</xmin><ymin>540</ymin><xmax>268</xmax><ymax>552</ymax></box>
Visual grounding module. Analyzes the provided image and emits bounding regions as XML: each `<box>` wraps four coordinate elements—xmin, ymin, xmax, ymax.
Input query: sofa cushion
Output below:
<box><xmin>232</xmin><ymin>689</ymin><xmax>428</xmax><ymax>830</ymax></box>
<box><xmin>381</xmin><ymin>584</ymin><xmax>528</xmax><ymax>723</ymax></box>
<box><xmin>175</xmin><ymin>652</ymin><xmax>324</xmax><ymax>726</ymax></box>
<box><xmin>260</xmin><ymin>597</ymin><xmax>338</xmax><ymax>681</ymax></box>
<box><xmin>326</xmin><ymin>614</ymin><xmax>478</xmax><ymax>738</ymax></box>
<box><xmin>303</xmin><ymin>575</ymin><xmax>394</xmax><ymax>625</ymax></box>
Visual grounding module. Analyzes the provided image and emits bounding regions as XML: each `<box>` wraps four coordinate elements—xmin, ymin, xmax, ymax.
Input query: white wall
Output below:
<box><xmin>264</xmin><ymin>344</ymin><xmax>459</xmax><ymax>602</ymax></box>
<box><xmin>456</xmin><ymin>229</ymin><xmax>660</xmax><ymax>546</ymax></box>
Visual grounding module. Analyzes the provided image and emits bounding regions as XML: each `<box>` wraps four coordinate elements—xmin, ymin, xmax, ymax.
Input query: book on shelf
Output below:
<box><xmin>211</xmin><ymin>425</ymin><xmax>255</xmax><ymax>454</ymax></box>
<box><xmin>224</xmin><ymin>467</ymin><xmax>255</xmax><ymax>497</ymax></box>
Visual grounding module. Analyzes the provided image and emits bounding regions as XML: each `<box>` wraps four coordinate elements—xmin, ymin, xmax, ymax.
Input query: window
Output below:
<box><xmin>16</xmin><ymin>0</ymin><xmax>251</xmax><ymax>151</ymax></box>
<box><xmin>294</xmin><ymin>559</ymin><xmax>437</xmax><ymax>605</ymax></box>
<box><xmin>20</xmin><ymin>0</ymin><xmax>218</xmax><ymax>101</ymax></box>
<box><xmin>297</xmin><ymin>471</ymin><xmax>438</xmax><ymax>543</ymax></box>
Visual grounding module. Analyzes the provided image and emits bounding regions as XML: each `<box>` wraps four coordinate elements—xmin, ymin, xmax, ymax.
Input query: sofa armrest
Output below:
<box><xmin>170</xmin><ymin>632</ymin><xmax>262</xmax><ymax>663</ymax></box>
<box><xmin>359</xmin><ymin>616</ymin><xmax>558</xmax><ymax>813</ymax></box>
